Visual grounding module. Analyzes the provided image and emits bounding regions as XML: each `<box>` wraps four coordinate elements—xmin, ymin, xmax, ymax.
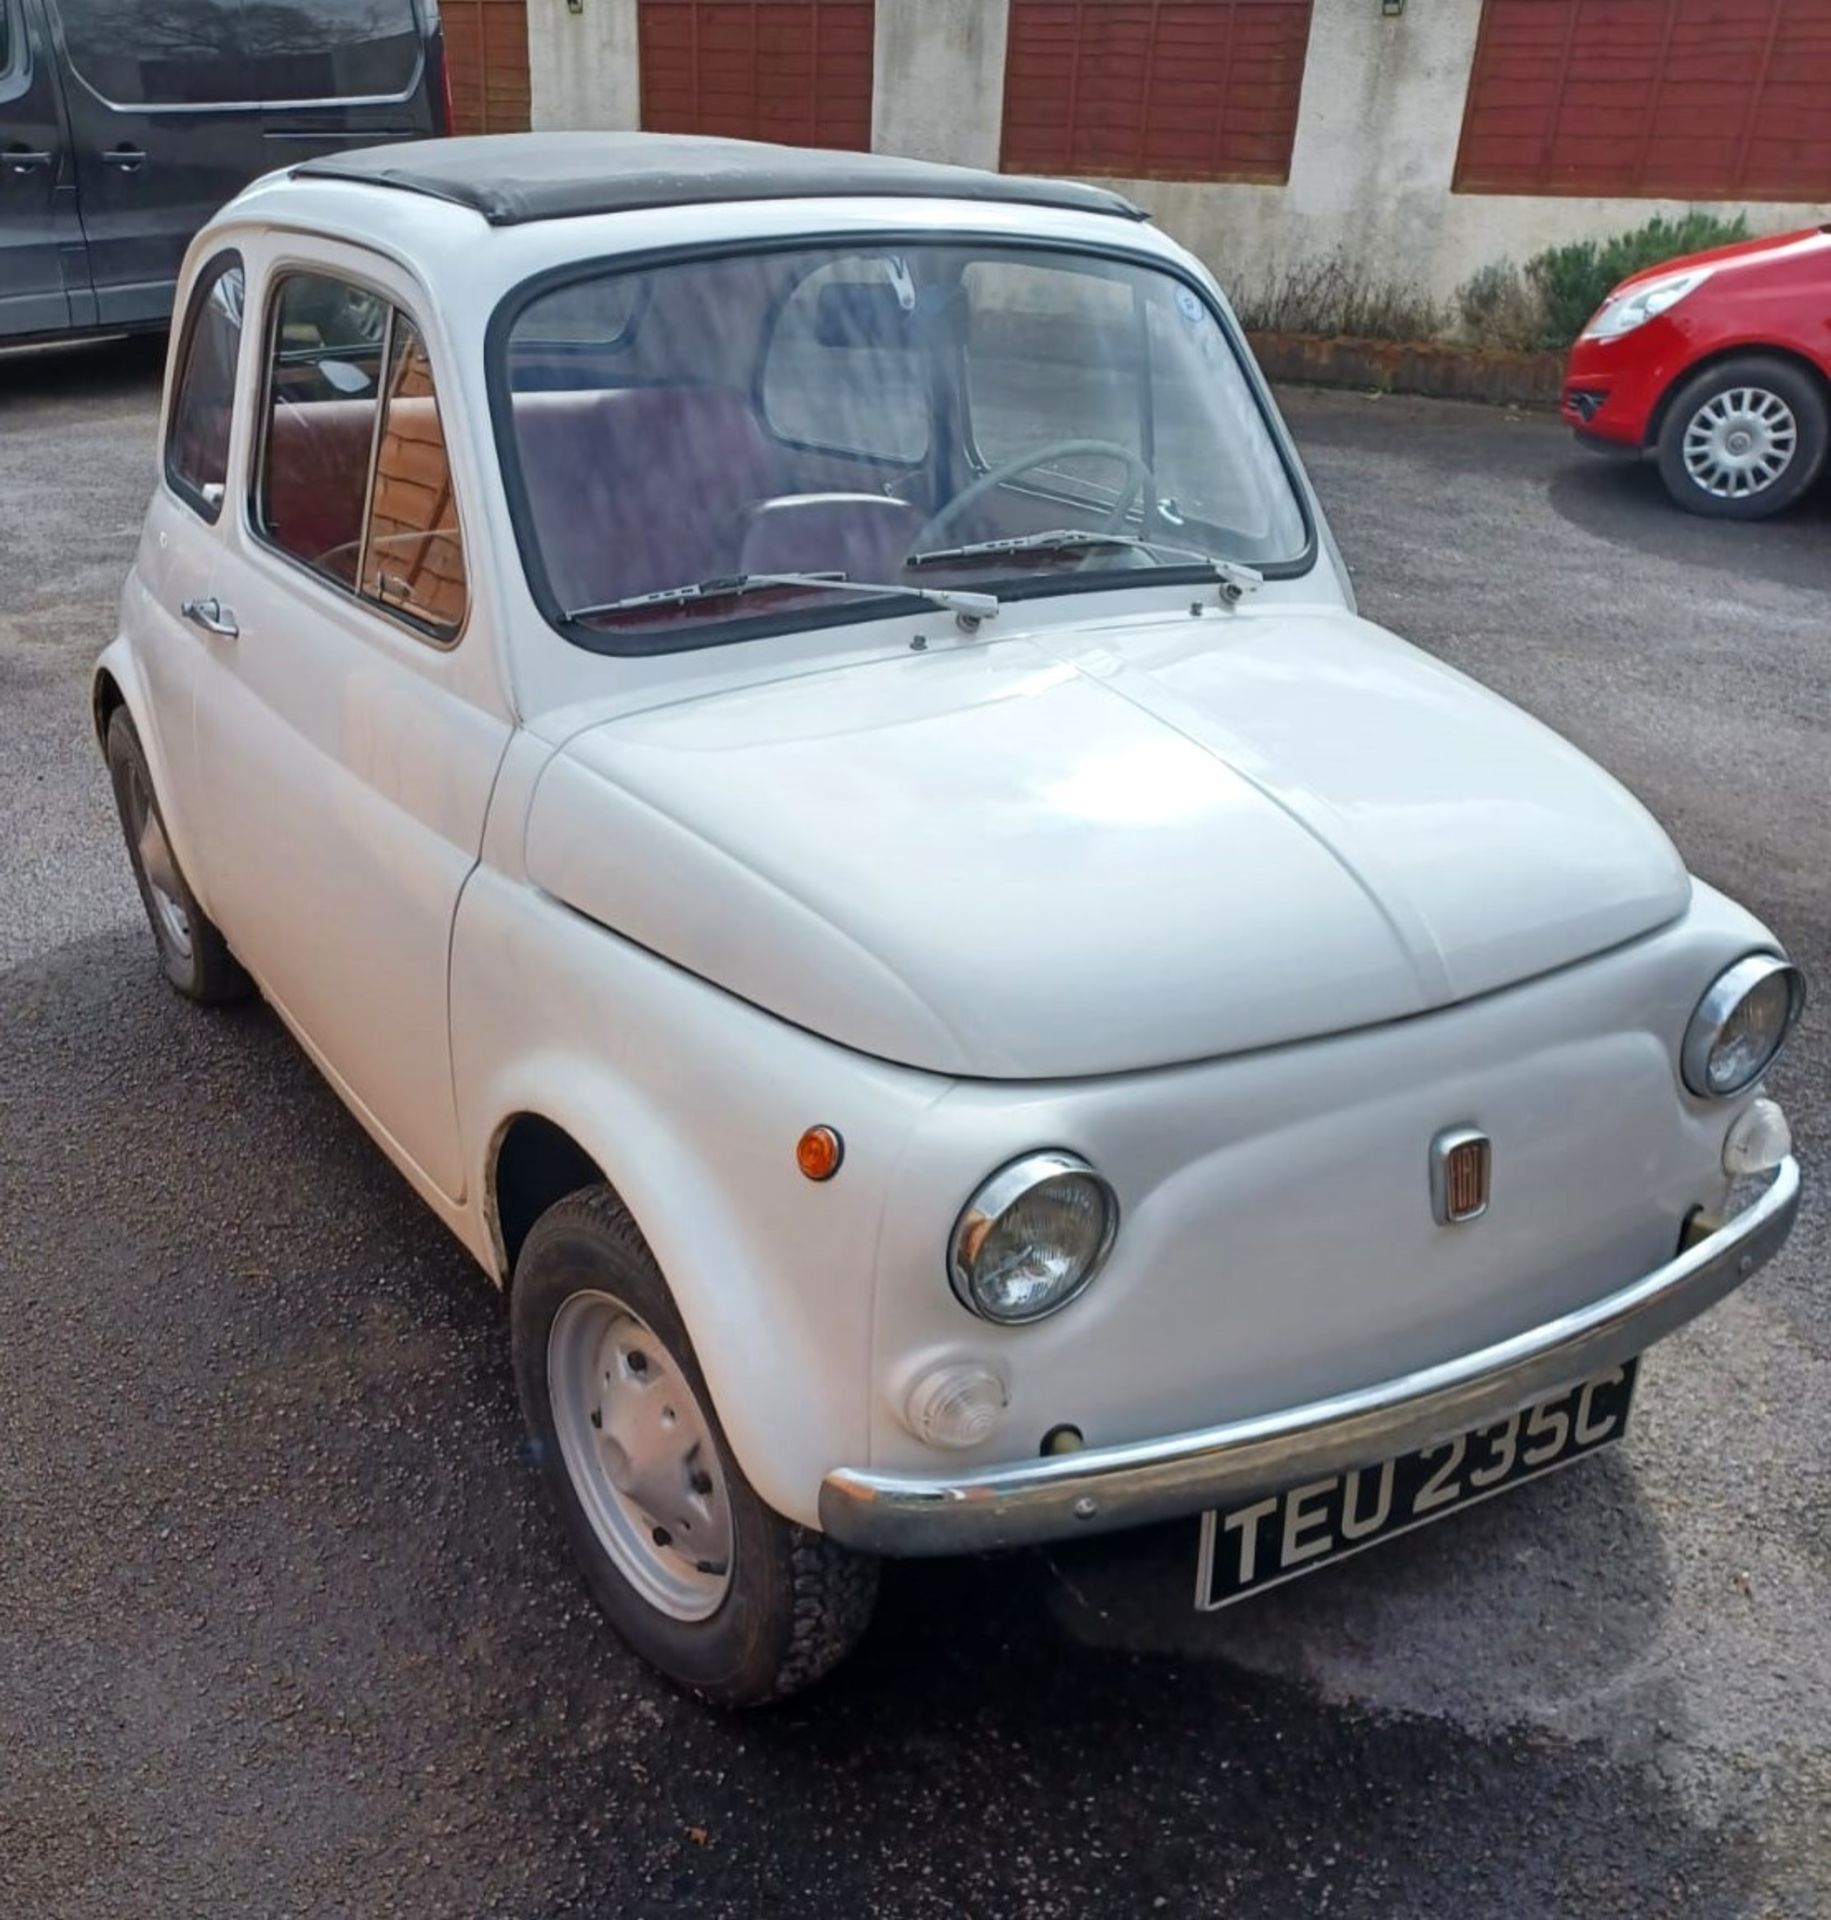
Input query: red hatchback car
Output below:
<box><xmin>1563</xmin><ymin>225</ymin><xmax>1831</xmax><ymax>519</ymax></box>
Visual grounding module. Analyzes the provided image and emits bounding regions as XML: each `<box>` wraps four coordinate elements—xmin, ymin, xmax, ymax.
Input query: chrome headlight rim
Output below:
<box><xmin>947</xmin><ymin>1149</ymin><xmax>1120</xmax><ymax>1326</ymax></box>
<box><xmin>1681</xmin><ymin>952</ymin><xmax>1806</xmax><ymax>1099</ymax></box>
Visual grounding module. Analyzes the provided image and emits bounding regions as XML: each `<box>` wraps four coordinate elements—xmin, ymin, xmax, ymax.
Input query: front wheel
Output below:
<box><xmin>511</xmin><ymin>1185</ymin><xmax>878</xmax><ymax>1706</ymax></box>
<box><xmin>1656</xmin><ymin>355</ymin><xmax>1829</xmax><ymax>520</ymax></box>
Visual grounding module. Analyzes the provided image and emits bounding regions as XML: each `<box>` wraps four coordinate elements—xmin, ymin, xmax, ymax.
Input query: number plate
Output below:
<box><xmin>1195</xmin><ymin>1359</ymin><xmax>1638</xmax><ymax>1611</ymax></box>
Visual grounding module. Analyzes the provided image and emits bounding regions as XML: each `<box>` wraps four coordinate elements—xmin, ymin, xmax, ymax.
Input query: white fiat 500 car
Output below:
<box><xmin>99</xmin><ymin>134</ymin><xmax>1804</xmax><ymax>1706</ymax></box>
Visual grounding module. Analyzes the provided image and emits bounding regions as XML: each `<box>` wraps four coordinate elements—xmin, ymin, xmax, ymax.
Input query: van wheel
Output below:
<box><xmin>106</xmin><ymin>709</ymin><xmax>251</xmax><ymax>1004</ymax></box>
<box><xmin>1656</xmin><ymin>356</ymin><xmax>1828</xmax><ymax>520</ymax></box>
<box><xmin>511</xmin><ymin>1185</ymin><xmax>878</xmax><ymax>1706</ymax></box>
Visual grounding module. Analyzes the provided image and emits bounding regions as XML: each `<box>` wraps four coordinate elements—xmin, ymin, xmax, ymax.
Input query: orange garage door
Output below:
<box><xmin>442</xmin><ymin>0</ymin><xmax>532</xmax><ymax>135</ymax></box>
<box><xmin>638</xmin><ymin>0</ymin><xmax>876</xmax><ymax>149</ymax></box>
<box><xmin>1455</xmin><ymin>0</ymin><xmax>1831</xmax><ymax>200</ymax></box>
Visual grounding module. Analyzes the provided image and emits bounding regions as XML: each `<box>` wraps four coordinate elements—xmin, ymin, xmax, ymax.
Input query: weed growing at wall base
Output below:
<box><xmin>1234</xmin><ymin>255</ymin><xmax>1447</xmax><ymax>344</ymax></box>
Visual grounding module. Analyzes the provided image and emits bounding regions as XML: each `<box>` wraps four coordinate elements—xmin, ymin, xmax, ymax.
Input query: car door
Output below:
<box><xmin>191</xmin><ymin>247</ymin><xmax>513</xmax><ymax>1203</ymax></box>
<box><xmin>0</xmin><ymin>0</ymin><xmax>75</xmax><ymax>339</ymax></box>
<box><xmin>47</xmin><ymin>0</ymin><xmax>264</xmax><ymax>328</ymax></box>
<box><xmin>133</xmin><ymin>247</ymin><xmax>249</xmax><ymax>872</ymax></box>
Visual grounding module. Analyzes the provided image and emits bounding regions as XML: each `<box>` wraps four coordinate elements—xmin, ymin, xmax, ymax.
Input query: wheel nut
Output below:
<box><xmin>651</xmin><ymin>1525</ymin><xmax>672</xmax><ymax>1548</ymax></box>
<box><xmin>627</xmin><ymin>1351</ymin><xmax>648</xmax><ymax>1375</ymax></box>
<box><xmin>690</xmin><ymin>1470</ymin><xmax>713</xmax><ymax>1495</ymax></box>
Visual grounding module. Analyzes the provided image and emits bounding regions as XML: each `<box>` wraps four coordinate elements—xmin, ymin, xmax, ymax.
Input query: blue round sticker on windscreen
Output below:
<box><xmin>1175</xmin><ymin>287</ymin><xmax>1205</xmax><ymax>325</ymax></box>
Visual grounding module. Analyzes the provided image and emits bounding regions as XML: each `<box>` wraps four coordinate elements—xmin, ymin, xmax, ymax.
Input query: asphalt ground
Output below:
<box><xmin>1</xmin><ymin>338</ymin><xmax>1827</xmax><ymax>1918</ymax></box>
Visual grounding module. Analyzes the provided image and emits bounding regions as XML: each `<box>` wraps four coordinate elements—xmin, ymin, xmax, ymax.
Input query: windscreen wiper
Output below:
<box><xmin>564</xmin><ymin>571</ymin><xmax>1001</xmax><ymax>625</ymax></box>
<box><xmin>908</xmin><ymin>527</ymin><xmax>1263</xmax><ymax>600</ymax></box>
<box><xmin>908</xmin><ymin>527</ymin><xmax>1213</xmax><ymax>567</ymax></box>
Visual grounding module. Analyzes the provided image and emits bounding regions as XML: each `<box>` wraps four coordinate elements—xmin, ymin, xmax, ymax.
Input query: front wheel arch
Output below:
<box><xmin>1646</xmin><ymin>343</ymin><xmax>1831</xmax><ymax>449</ymax></box>
<box><xmin>488</xmin><ymin>1110</ymin><xmax>609</xmax><ymax>1284</ymax></box>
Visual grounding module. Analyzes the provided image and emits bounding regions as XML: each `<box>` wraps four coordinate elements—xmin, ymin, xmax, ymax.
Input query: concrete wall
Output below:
<box><xmin>527</xmin><ymin>0</ymin><xmax>640</xmax><ymax>134</ymax></box>
<box><xmin>527</xmin><ymin>0</ymin><xmax>1827</xmax><ymax>307</ymax></box>
<box><xmin>871</xmin><ymin>0</ymin><xmax>1009</xmax><ymax>172</ymax></box>
<box><xmin>1103</xmin><ymin>0</ymin><xmax>1823</xmax><ymax>307</ymax></box>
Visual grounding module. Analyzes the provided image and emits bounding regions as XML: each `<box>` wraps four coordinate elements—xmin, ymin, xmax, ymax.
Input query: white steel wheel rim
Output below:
<box><xmin>125</xmin><ymin>757</ymin><xmax>192</xmax><ymax>961</ymax></box>
<box><xmin>547</xmin><ymin>1289</ymin><xmax>733</xmax><ymax>1622</ymax></box>
<box><xmin>1683</xmin><ymin>387</ymin><xmax>1798</xmax><ymax>499</ymax></box>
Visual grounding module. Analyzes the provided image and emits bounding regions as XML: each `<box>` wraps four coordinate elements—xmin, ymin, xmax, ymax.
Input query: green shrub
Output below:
<box><xmin>1454</xmin><ymin>259</ymin><xmax>1546</xmax><ymax>354</ymax></box>
<box><xmin>1523</xmin><ymin>210</ymin><xmax>1753</xmax><ymax>350</ymax></box>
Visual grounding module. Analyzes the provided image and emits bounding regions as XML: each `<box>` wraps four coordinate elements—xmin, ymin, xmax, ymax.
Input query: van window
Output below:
<box><xmin>166</xmin><ymin>253</ymin><xmax>245</xmax><ymax>521</ymax></box>
<box><xmin>52</xmin><ymin>0</ymin><xmax>422</xmax><ymax>106</ymax></box>
<box><xmin>244</xmin><ymin>0</ymin><xmax>423</xmax><ymax>102</ymax></box>
<box><xmin>53</xmin><ymin>0</ymin><xmax>247</xmax><ymax>107</ymax></box>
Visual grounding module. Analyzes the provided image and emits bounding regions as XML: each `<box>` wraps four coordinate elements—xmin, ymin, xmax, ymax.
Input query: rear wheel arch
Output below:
<box><xmin>92</xmin><ymin>666</ymin><xmax>127</xmax><ymax>752</ymax></box>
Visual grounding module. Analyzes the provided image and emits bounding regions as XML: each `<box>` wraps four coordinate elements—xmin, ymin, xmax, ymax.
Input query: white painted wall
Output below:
<box><xmin>527</xmin><ymin>0</ymin><xmax>641</xmax><ymax>134</ymax></box>
<box><xmin>872</xmin><ymin>0</ymin><xmax>1010</xmax><ymax>172</ymax></box>
<box><xmin>526</xmin><ymin>0</ymin><xmax>1827</xmax><ymax>308</ymax></box>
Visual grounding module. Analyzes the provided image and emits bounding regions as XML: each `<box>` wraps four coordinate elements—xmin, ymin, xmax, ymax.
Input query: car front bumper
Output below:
<box><xmin>818</xmin><ymin>1156</ymin><xmax>1799</xmax><ymax>1556</ymax></box>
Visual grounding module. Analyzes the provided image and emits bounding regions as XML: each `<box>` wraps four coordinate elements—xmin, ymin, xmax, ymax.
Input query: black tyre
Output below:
<box><xmin>511</xmin><ymin>1185</ymin><xmax>878</xmax><ymax>1706</ymax></box>
<box><xmin>106</xmin><ymin>708</ymin><xmax>252</xmax><ymax>1004</ymax></box>
<box><xmin>1656</xmin><ymin>354</ymin><xmax>1829</xmax><ymax>520</ymax></box>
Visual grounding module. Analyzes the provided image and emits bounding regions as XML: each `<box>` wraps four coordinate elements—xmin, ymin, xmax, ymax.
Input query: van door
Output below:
<box><xmin>46</xmin><ymin>0</ymin><xmax>264</xmax><ymax>329</ymax></box>
<box><xmin>251</xmin><ymin>0</ymin><xmax>439</xmax><ymax>165</ymax></box>
<box><xmin>0</xmin><ymin>0</ymin><xmax>75</xmax><ymax>340</ymax></box>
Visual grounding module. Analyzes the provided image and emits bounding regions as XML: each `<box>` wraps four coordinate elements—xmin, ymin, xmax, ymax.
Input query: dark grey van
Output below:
<box><xmin>0</xmin><ymin>0</ymin><xmax>446</xmax><ymax>344</ymax></box>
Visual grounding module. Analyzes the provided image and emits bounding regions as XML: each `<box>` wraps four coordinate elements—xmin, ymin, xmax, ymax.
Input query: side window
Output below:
<box><xmin>55</xmin><ymin>0</ymin><xmax>247</xmax><ymax>107</ymax></box>
<box><xmin>0</xmin><ymin>3</ymin><xmax>13</xmax><ymax>77</ymax></box>
<box><xmin>761</xmin><ymin>255</ymin><xmax>929</xmax><ymax>465</ymax></box>
<box><xmin>255</xmin><ymin>269</ymin><xmax>466</xmax><ymax>638</ymax></box>
<box><xmin>360</xmin><ymin>315</ymin><xmax>467</xmax><ymax>636</ymax></box>
<box><xmin>242</xmin><ymin>0</ymin><xmax>423</xmax><ymax>103</ymax></box>
<box><xmin>1144</xmin><ymin>289</ymin><xmax>1293</xmax><ymax>543</ymax></box>
<box><xmin>963</xmin><ymin>260</ymin><xmax>1143</xmax><ymax>496</ymax></box>
<box><xmin>258</xmin><ymin>271</ymin><xmax>388</xmax><ymax>589</ymax></box>
<box><xmin>165</xmin><ymin>253</ymin><xmax>246</xmax><ymax>521</ymax></box>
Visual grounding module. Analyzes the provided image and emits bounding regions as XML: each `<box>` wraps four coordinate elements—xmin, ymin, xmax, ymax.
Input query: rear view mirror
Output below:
<box><xmin>815</xmin><ymin>282</ymin><xmax>914</xmax><ymax>348</ymax></box>
<box><xmin>814</xmin><ymin>281</ymin><xmax>964</xmax><ymax>349</ymax></box>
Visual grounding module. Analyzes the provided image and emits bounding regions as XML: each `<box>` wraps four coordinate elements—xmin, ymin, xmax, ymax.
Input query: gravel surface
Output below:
<box><xmin>1</xmin><ymin>342</ymin><xmax>1826</xmax><ymax>1918</ymax></box>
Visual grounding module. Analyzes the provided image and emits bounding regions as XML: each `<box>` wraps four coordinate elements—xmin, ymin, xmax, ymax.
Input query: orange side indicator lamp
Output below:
<box><xmin>796</xmin><ymin>1125</ymin><xmax>845</xmax><ymax>1182</ymax></box>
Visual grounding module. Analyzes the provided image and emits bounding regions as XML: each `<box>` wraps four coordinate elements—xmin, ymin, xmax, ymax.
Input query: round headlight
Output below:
<box><xmin>1681</xmin><ymin>954</ymin><xmax>1806</xmax><ymax>1098</ymax></box>
<box><xmin>947</xmin><ymin>1151</ymin><xmax>1119</xmax><ymax>1324</ymax></box>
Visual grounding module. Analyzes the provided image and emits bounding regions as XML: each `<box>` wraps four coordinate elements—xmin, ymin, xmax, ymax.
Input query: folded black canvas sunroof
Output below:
<box><xmin>292</xmin><ymin>131</ymin><xmax>1147</xmax><ymax>228</ymax></box>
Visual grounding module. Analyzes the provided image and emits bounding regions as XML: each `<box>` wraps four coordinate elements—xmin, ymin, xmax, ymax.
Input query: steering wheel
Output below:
<box><xmin>907</xmin><ymin>439</ymin><xmax>1155</xmax><ymax>556</ymax></box>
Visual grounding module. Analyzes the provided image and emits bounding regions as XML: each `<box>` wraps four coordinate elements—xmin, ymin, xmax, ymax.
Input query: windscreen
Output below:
<box><xmin>498</xmin><ymin>241</ymin><xmax>1309</xmax><ymax>646</ymax></box>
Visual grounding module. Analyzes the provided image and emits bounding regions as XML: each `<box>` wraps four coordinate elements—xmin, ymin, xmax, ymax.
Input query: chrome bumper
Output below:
<box><xmin>819</xmin><ymin>1157</ymin><xmax>1800</xmax><ymax>1557</ymax></box>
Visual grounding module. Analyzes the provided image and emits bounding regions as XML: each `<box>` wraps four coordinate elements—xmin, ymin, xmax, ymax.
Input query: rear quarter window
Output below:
<box><xmin>165</xmin><ymin>252</ymin><xmax>246</xmax><ymax>521</ymax></box>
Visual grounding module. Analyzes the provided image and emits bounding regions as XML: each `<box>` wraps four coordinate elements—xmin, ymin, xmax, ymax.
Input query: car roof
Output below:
<box><xmin>290</xmin><ymin>131</ymin><xmax>1147</xmax><ymax>229</ymax></box>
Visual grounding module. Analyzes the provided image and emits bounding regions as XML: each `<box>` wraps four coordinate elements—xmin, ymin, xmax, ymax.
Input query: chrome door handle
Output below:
<box><xmin>4</xmin><ymin>148</ymin><xmax>55</xmax><ymax>174</ymax></box>
<box><xmin>180</xmin><ymin>597</ymin><xmax>238</xmax><ymax>639</ymax></box>
<box><xmin>103</xmin><ymin>146</ymin><xmax>146</xmax><ymax>173</ymax></box>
